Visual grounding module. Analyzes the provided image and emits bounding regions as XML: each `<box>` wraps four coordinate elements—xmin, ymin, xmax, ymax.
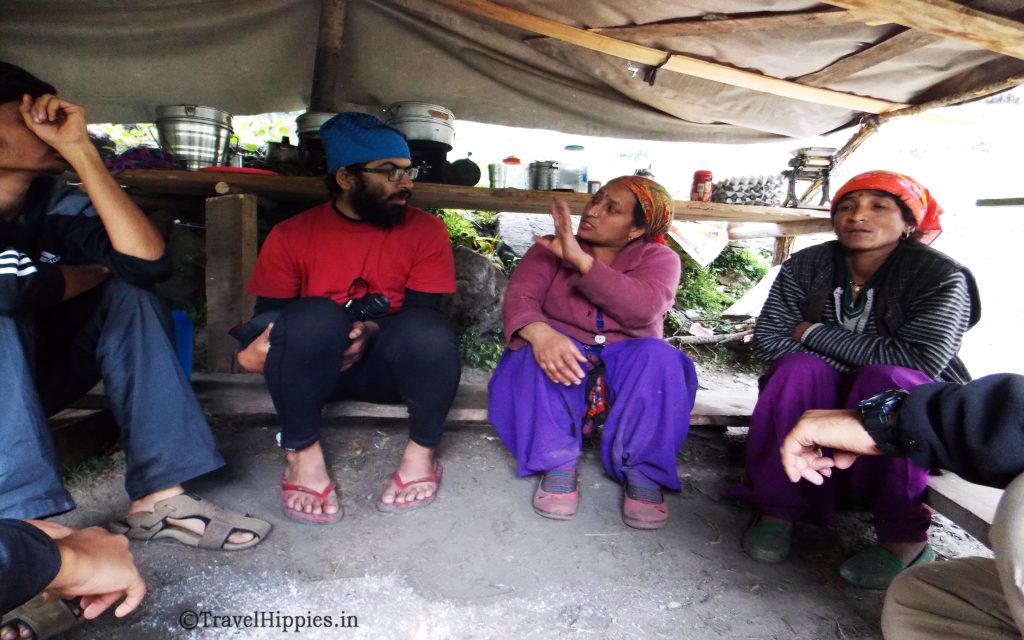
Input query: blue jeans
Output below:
<box><xmin>0</xmin><ymin>280</ymin><xmax>224</xmax><ymax>519</ymax></box>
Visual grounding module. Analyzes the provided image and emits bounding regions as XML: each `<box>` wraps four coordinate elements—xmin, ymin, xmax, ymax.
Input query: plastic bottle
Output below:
<box><xmin>560</xmin><ymin>145</ymin><xmax>587</xmax><ymax>192</ymax></box>
<box><xmin>502</xmin><ymin>156</ymin><xmax>525</xmax><ymax>189</ymax></box>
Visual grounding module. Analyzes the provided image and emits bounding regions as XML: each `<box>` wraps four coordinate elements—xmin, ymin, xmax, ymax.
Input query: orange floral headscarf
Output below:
<box><xmin>606</xmin><ymin>176</ymin><xmax>673</xmax><ymax>244</ymax></box>
<box><xmin>831</xmin><ymin>171</ymin><xmax>944</xmax><ymax>245</ymax></box>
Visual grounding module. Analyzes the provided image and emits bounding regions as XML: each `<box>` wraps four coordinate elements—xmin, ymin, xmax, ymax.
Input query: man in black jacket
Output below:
<box><xmin>782</xmin><ymin>373</ymin><xmax>1024</xmax><ymax>639</ymax></box>
<box><xmin>0</xmin><ymin>61</ymin><xmax>268</xmax><ymax>554</ymax></box>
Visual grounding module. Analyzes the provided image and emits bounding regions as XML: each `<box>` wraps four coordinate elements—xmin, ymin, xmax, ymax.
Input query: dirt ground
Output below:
<box><xmin>48</xmin><ymin>364</ymin><xmax>988</xmax><ymax>640</ymax></box>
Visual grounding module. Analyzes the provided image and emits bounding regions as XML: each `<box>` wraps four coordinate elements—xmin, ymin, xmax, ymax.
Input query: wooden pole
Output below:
<box><xmin>436</xmin><ymin>0</ymin><xmax>903</xmax><ymax>113</ymax></box>
<box><xmin>309</xmin><ymin>0</ymin><xmax>348</xmax><ymax>112</ymax></box>
<box><xmin>205</xmin><ymin>194</ymin><xmax>257</xmax><ymax>373</ymax></box>
<box><xmin>823</xmin><ymin>0</ymin><xmax>1024</xmax><ymax>60</ymax></box>
<box><xmin>799</xmin><ymin>73</ymin><xmax>1024</xmax><ymax>205</ymax></box>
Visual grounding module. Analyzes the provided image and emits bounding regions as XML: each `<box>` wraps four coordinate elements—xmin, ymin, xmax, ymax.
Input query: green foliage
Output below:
<box><xmin>435</xmin><ymin>208</ymin><xmax>516</xmax><ymax>274</ymax></box>
<box><xmin>672</xmin><ymin>245</ymin><xmax>770</xmax><ymax>334</ymax></box>
<box><xmin>460</xmin><ymin>331</ymin><xmax>506</xmax><ymax>371</ymax></box>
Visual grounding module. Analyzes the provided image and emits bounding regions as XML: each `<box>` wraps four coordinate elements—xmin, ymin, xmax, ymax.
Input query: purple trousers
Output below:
<box><xmin>488</xmin><ymin>337</ymin><xmax>698</xmax><ymax>490</ymax></box>
<box><xmin>728</xmin><ymin>353</ymin><xmax>933</xmax><ymax>542</ymax></box>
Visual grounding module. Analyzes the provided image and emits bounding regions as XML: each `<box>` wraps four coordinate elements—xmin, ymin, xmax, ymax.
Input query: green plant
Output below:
<box><xmin>460</xmin><ymin>331</ymin><xmax>506</xmax><ymax>371</ymax></box>
<box><xmin>672</xmin><ymin>245</ymin><xmax>770</xmax><ymax>335</ymax></box>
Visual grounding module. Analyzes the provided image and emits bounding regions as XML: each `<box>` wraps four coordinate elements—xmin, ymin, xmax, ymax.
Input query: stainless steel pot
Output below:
<box><xmin>296</xmin><ymin>111</ymin><xmax>337</xmax><ymax>139</ymax></box>
<box><xmin>383</xmin><ymin>101</ymin><xmax>455</xmax><ymax>150</ymax></box>
<box><xmin>295</xmin><ymin>111</ymin><xmax>337</xmax><ymax>174</ymax></box>
<box><xmin>155</xmin><ymin>105</ymin><xmax>233</xmax><ymax>170</ymax></box>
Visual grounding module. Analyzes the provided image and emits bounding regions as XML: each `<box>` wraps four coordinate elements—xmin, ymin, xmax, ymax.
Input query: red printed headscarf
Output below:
<box><xmin>606</xmin><ymin>176</ymin><xmax>673</xmax><ymax>244</ymax></box>
<box><xmin>831</xmin><ymin>171</ymin><xmax>944</xmax><ymax>245</ymax></box>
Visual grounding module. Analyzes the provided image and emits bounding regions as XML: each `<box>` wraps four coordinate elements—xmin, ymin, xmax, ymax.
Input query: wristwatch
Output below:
<box><xmin>857</xmin><ymin>389</ymin><xmax>909</xmax><ymax>456</ymax></box>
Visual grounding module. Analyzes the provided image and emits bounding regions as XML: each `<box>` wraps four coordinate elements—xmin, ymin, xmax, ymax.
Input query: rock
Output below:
<box><xmin>496</xmin><ymin>212</ymin><xmax>580</xmax><ymax>258</ymax></box>
<box><xmin>440</xmin><ymin>245</ymin><xmax>508</xmax><ymax>334</ymax></box>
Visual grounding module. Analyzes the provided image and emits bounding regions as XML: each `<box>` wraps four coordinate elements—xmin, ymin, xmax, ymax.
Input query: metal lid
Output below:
<box><xmin>296</xmin><ymin>111</ymin><xmax>338</xmax><ymax>137</ymax></box>
<box><xmin>155</xmin><ymin>104</ymin><xmax>232</xmax><ymax>127</ymax></box>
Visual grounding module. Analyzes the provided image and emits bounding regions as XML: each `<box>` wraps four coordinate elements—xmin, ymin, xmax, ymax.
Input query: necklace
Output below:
<box><xmin>850</xmin><ymin>281</ymin><xmax>865</xmax><ymax>294</ymax></box>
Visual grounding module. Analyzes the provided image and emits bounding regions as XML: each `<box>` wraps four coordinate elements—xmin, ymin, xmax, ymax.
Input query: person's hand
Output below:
<box><xmin>237</xmin><ymin>323</ymin><xmax>272</xmax><ymax>373</ymax></box>
<box><xmin>780</xmin><ymin>409</ymin><xmax>883</xmax><ymax>485</ymax></box>
<box><xmin>341</xmin><ymin>321</ymin><xmax>379</xmax><ymax>372</ymax></box>
<box><xmin>791</xmin><ymin>321</ymin><xmax>814</xmax><ymax>342</ymax></box>
<box><xmin>519</xmin><ymin>322</ymin><xmax>587</xmax><ymax>385</ymax></box>
<box><xmin>532</xmin><ymin>199</ymin><xmax>594</xmax><ymax>274</ymax></box>
<box><xmin>27</xmin><ymin>523</ymin><xmax>147</xmax><ymax>619</ymax></box>
<box><xmin>18</xmin><ymin>94</ymin><xmax>92</xmax><ymax>158</ymax></box>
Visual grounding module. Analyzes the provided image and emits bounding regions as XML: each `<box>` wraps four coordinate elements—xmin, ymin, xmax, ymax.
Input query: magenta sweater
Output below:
<box><xmin>502</xmin><ymin>238</ymin><xmax>681</xmax><ymax>350</ymax></box>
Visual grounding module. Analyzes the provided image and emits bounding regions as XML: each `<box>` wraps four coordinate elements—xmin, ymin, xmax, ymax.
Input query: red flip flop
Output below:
<box><xmin>376</xmin><ymin>464</ymin><xmax>443</xmax><ymax>513</ymax></box>
<box><xmin>280</xmin><ymin>472</ymin><xmax>343</xmax><ymax>524</ymax></box>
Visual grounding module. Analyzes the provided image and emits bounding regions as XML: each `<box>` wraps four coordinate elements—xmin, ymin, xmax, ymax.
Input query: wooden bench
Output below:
<box><xmin>76</xmin><ymin>373</ymin><xmax>759</xmax><ymax>427</ymax></box>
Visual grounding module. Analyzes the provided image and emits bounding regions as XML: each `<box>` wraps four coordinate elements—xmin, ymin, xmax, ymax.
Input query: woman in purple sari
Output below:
<box><xmin>729</xmin><ymin>171</ymin><xmax>981</xmax><ymax>588</ymax></box>
<box><xmin>488</xmin><ymin>176</ymin><xmax>697</xmax><ymax>530</ymax></box>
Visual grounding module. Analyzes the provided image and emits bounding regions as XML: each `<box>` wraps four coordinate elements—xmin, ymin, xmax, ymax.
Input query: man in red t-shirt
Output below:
<box><xmin>236</xmin><ymin>113</ymin><xmax>460</xmax><ymax>523</ymax></box>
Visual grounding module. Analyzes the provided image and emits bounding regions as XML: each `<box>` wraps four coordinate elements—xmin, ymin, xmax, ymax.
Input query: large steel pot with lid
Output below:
<box><xmin>155</xmin><ymin>105</ymin><xmax>233</xmax><ymax>170</ymax></box>
<box><xmin>295</xmin><ymin>111</ymin><xmax>337</xmax><ymax>174</ymax></box>
<box><xmin>383</xmin><ymin>102</ymin><xmax>455</xmax><ymax>150</ymax></box>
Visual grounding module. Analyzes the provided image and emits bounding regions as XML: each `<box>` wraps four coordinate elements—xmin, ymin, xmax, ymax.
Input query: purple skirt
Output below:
<box><xmin>727</xmin><ymin>352</ymin><xmax>933</xmax><ymax>542</ymax></box>
<box><xmin>488</xmin><ymin>337</ymin><xmax>697</xmax><ymax>490</ymax></box>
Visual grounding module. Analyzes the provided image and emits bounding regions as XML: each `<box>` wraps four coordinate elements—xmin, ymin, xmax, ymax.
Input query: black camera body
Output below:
<box><xmin>344</xmin><ymin>293</ymin><xmax>390</xmax><ymax>321</ymax></box>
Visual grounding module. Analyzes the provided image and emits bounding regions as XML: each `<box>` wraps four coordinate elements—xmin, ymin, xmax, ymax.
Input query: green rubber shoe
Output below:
<box><xmin>840</xmin><ymin>544</ymin><xmax>935</xmax><ymax>589</ymax></box>
<box><xmin>741</xmin><ymin>520</ymin><xmax>792</xmax><ymax>564</ymax></box>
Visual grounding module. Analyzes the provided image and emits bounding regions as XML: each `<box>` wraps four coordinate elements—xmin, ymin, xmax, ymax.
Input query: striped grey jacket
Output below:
<box><xmin>753</xmin><ymin>240</ymin><xmax>981</xmax><ymax>383</ymax></box>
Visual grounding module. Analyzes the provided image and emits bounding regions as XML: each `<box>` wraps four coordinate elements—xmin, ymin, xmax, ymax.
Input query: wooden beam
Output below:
<box><xmin>977</xmin><ymin>197</ymin><xmax>1024</xmax><ymax>206</ymax></box>
<box><xmin>116</xmin><ymin>170</ymin><xmax>832</xmax><ymax>225</ymax></box>
<box><xmin>205</xmin><ymin>194</ymin><xmax>257</xmax><ymax>373</ymax></box>
<box><xmin>589</xmin><ymin>8</ymin><xmax>868</xmax><ymax>40</ymax></box>
<box><xmin>309</xmin><ymin>0</ymin><xmax>348</xmax><ymax>112</ymax></box>
<box><xmin>926</xmin><ymin>472</ymin><xmax>1003</xmax><ymax>546</ymax></box>
<box><xmin>798</xmin><ymin>29</ymin><xmax>941</xmax><ymax>86</ymax></box>
<box><xmin>728</xmin><ymin>218</ymin><xmax>834</xmax><ymax>239</ymax></box>
<box><xmin>436</xmin><ymin>0</ymin><xmax>903</xmax><ymax>113</ymax></box>
<box><xmin>824</xmin><ymin>0</ymin><xmax>1024</xmax><ymax>59</ymax></box>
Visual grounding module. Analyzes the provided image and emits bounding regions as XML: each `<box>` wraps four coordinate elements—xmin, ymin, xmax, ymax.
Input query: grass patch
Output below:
<box><xmin>62</xmin><ymin>451</ymin><xmax>124</xmax><ymax>488</ymax></box>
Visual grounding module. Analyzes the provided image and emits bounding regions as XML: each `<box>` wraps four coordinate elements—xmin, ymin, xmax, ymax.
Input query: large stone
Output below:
<box><xmin>441</xmin><ymin>245</ymin><xmax>508</xmax><ymax>334</ymax></box>
<box><xmin>496</xmin><ymin>212</ymin><xmax>580</xmax><ymax>258</ymax></box>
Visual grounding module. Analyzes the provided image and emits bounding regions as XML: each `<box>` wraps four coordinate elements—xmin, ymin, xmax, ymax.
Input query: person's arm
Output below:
<box><xmin>752</xmin><ymin>261</ymin><xmax>815</xmax><ymax>366</ymax></box>
<box><xmin>781</xmin><ymin>374</ymin><xmax>1024</xmax><ymax>489</ymax></box>
<box><xmin>0</xmin><ymin>519</ymin><xmax>61</xmax><ymax>613</ymax></box>
<box><xmin>501</xmin><ymin>242</ymin><xmax>561</xmax><ymax>345</ymax></box>
<box><xmin>799</xmin><ymin>272</ymin><xmax>972</xmax><ymax>377</ymax></box>
<box><xmin>0</xmin><ymin>247</ymin><xmax>65</xmax><ymax>314</ymax></box>
<box><xmin>20</xmin><ymin>95</ymin><xmax>164</xmax><ymax>261</ymax></box>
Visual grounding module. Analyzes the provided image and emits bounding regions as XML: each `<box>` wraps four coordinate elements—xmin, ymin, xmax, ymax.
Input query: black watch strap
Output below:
<box><xmin>857</xmin><ymin>389</ymin><xmax>909</xmax><ymax>456</ymax></box>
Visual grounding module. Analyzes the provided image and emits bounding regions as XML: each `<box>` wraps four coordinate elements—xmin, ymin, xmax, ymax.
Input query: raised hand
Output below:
<box><xmin>18</xmin><ymin>94</ymin><xmax>91</xmax><ymax>157</ymax></box>
<box><xmin>533</xmin><ymin>198</ymin><xmax>594</xmax><ymax>274</ymax></box>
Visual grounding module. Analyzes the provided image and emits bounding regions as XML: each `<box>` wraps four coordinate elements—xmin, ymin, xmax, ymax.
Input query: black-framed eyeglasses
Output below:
<box><xmin>352</xmin><ymin>166</ymin><xmax>420</xmax><ymax>182</ymax></box>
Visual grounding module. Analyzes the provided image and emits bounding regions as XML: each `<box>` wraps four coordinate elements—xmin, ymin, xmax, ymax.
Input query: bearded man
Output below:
<box><xmin>236</xmin><ymin>112</ymin><xmax>460</xmax><ymax>523</ymax></box>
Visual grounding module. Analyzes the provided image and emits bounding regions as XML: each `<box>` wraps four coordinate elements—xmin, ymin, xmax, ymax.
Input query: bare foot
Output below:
<box><xmin>1</xmin><ymin>599</ymin><xmax>82</xmax><ymax>640</ymax></box>
<box><xmin>379</xmin><ymin>441</ymin><xmax>438</xmax><ymax>506</ymax></box>
<box><xmin>127</xmin><ymin>486</ymin><xmax>254</xmax><ymax>546</ymax></box>
<box><xmin>881</xmin><ymin>541</ymin><xmax>928</xmax><ymax>566</ymax></box>
<box><xmin>282</xmin><ymin>441</ymin><xmax>340</xmax><ymax>516</ymax></box>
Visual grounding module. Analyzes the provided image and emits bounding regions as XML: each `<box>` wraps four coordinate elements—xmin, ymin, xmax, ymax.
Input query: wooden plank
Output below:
<box><xmin>79</xmin><ymin>375</ymin><xmax>758</xmax><ymax>427</ymax></box>
<box><xmin>116</xmin><ymin>170</ymin><xmax>832</xmax><ymax>225</ymax></box>
<box><xmin>205</xmin><ymin>194</ymin><xmax>257</xmax><ymax>373</ymax></box>
<box><xmin>436</xmin><ymin>0</ymin><xmax>903</xmax><ymax>113</ymax></box>
<box><xmin>588</xmin><ymin>9</ymin><xmax>867</xmax><ymax>39</ymax></box>
<box><xmin>310</xmin><ymin>0</ymin><xmax>348</xmax><ymax>112</ymax></box>
<box><xmin>798</xmin><ymin>29</ymin><xmax>941</xmax><ymax>86</ymax></box>
<box><xmin>824</xmin><ymin>0</ymin><xmax>1024</xmax><ymax>59</ymax></box>
<box><xmin>728</xmin><ymin>218</ymin><xmax>834</xmax><ymax>239</ymax></box>
<box><xmin>977</xmin><ymin>197</ymin><xmax>1024</xmax><ymax>206</ymax></box>
<box><xmin>50</xmin><ymin>408</ymin><xmax>118</xmax><ymax>469</ymax></box>
<box><xmin>926</xmin><ymin>472</ymin><xmax>1003</xmax><ymax>546</ymax></box>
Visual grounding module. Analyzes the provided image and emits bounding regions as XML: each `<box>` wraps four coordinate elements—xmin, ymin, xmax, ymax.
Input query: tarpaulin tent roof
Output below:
<box><xmin>1</xmin><ymin>0</ymin><xmax>1022</xmax><ymax>143</ymax></box>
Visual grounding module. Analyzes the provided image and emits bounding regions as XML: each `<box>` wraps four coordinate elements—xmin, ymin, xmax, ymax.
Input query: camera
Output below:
<box><xmin>344</xmin><ymin>292</ymin><xmax>390</xmax><ymax>321</ymax></box>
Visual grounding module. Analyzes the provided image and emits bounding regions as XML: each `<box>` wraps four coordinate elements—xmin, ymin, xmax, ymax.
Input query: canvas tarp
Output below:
<box><xmin>1</xmin><ymin>0</ymin><xmax>1022</xmax><ymax>142</ymax></box>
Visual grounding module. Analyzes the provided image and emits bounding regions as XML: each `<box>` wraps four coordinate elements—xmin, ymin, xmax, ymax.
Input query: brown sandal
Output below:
<box><xmin>1</xmin><ymin>595</ymin><xmax>82</xmax><ymax>640</ymax></box>
<box><xmin>108</xmin><ymin>493</ymin><xmax>270</xmax><ymax>551</ymax></box>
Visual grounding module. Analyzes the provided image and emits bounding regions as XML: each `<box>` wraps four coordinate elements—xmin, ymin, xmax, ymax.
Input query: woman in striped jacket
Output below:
<box><xmin>728</xmin><ymin>171</ymin><xmax>981</xmax><ymax>589</ymax></box>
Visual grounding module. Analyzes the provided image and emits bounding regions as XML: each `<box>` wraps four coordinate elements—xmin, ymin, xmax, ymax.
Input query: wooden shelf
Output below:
<box><xmin>115</xmin><ymin>169</ymin><xmax>832</xmax><ymax>231</ymax></box>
